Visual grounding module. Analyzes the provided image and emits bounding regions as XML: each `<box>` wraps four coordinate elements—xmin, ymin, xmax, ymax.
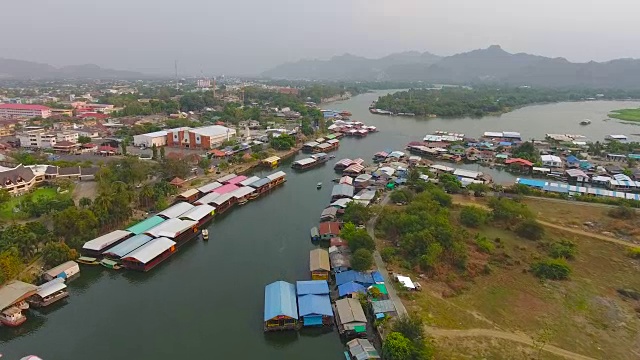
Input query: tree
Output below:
<box><xmin>459</xmin><ymin>206</ymin><xmax>488</xmax><ymax>228</ymax></box>
<box><xmin>77</xmin><ymin>136</ymin><xmax>92</xmax><ymax>144</ymax></box>
<box><xmin>0</xmin><ymin>189</ymin><xmax>9</xmax><ymax>205</ymax></box>
<box><xmin>531</xmin><ymin>259</ymin><xmax>571</xmax><ymax>280</ymax></box>
<box><xmin>120</xmin><ymin>139</ymin><xmax>128</xmax><ymax>155</ymax></box>
<box><xmin>438</xmin><ymin>173</ymin><xmax>462</xmax><ymax>193</ymax></box>
<box><xmin>151</xmin><ymin>144</ymin><xmax>158</xmax><ymax>160</ymax></box>
<box><xmin>159</xmin><ymin>146</ymin><xmax>165</xmax><ymax>160</ymax></box>
<box><xmin>515</xmin><ymin>219</ymin><xmax>545</xmax><ymax>240</ymax></box>
<box><xmin>270</xmin><ymin>133</ymin><xmax>296</xmax><ymax>150</ymax></box>
<box><xmin>340</xmin><ymin>223</ymin><xmax>375</xmax><ymax>251</ymax></box>
<box><xmin>383</xmin><ymin>332</ymin><xmax>413</xmax><ymax>360</ymax></box>
<box><xmin>467</xmin><ymin>183</ymin><xmax>490</xmax><ymax>197</ymax></box>
<box><xmin>343</xmin><ymin>202</ymin><xmax>373</xmax><ymax>225</ymax></box>
<box><xmin>351</xmin><ymin>248</ymin><xmax>373</xmax><ymax>271</ymax></box>
<box><xmin>160</xmin><ymin>158</ymin><xmax>190</xmax><ymax>179</ymax></box>
<box><xmin>53</xmin><ymin>207</ymin><xmax>99</xmax><ymax>249</ymax></box>
<box><xmin>393</xmin><ymin>315</ymin><xmax>425</xmax><ymax>342</ymax></box>
<box><xmin>198</xmin><ymin>157</ymin><xmax>212</xmax><ymax>171</ymax></box>
<box><xmin>79</xmin><ymin>197</ymin><xmax>92</xmax><ymax>209</ymax></box>
<box><xmin>41</xmin><ymin>242</ymin><xmax>78</xmax><ymax>267</ymax></box>
<box><xmin>488</xmin><ymin>197</ymin><xmax>533</xmax><ymax>225</ymax></box>
<box><xmin>0</xmin><ymin>248</ymin><xmax>23</xmax><ymax>284</ymax></box>
<box><xmin>548</xmin><ymin>240</ymin><xmax>576</xmax><ymax>259</ymax></box>
<box><xmin>407</xmin><ymin>168</ymin><xmax>421</xmax><ymax>185</ymax></box>
<box><xmin>390</xmin><ymin>189</ymin><xmax>411</xmax><ymax>204</ymax></box>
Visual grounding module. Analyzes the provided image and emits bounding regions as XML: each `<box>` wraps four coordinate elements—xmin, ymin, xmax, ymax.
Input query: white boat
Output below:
<box><xmin>202</xmin><ymin>229</ymin><xmax>209</xmax><ymax>240</ymax></box>
<box><xmin>580</xmin><ymin>119</ymin><xmax>591</xmax><ymax>125</ymax></box>
<box><xmin>317</xmin><ymin>182</ymin><xmax>322</xmax><ymax>189</ymax></box>
<box><xmin>0</xmin><ymin>307</ymin><xmax>27</xmax><ymax>327</ymax></box>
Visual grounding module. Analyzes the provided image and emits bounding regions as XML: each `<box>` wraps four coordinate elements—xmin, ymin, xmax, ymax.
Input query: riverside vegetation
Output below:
<box><xmin>374</xmin><ymin>172</ymin><xmax>640</xmax><ymax>359</ymax></box>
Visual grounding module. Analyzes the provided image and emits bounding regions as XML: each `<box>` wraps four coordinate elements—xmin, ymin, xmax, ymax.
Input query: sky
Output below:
<box><xmin>2</xmin><ymin>0</ymin><xmax>640</xmax><ymax>76</ymax></box>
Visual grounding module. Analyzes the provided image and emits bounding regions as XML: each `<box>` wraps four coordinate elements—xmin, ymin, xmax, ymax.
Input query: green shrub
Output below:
<box><xmin>548</xmin><ymin>240</ymin><xmax>577</xmax><ymax>260</ymax></box>
<box><xmin>475</xmin><ymin>235</ymin><xmax>495</xmax><ymax>254</ymax></box>
<box><xmin>380</xmin><ymin>247</ymin><xmax>397</xmax><ymax>263</ymax></box>
<box><xmin>627</xmin><ymin>247</ymin><xmax>640</xmax><ymax>259</ymax></box>
<box><xmin>608</xmin><ymin>205</ymin><xmax>635</xmax><ymax>219</ymax></box>
<box><xmin>515</xmin><ymin>219</ymin><xmax>545</xmax><ymax>240</ymax></box>
<box><xmin>351</xmin><ymin>248</ymin><xmax>374</xmax><ymax>271</ymax></box>
<box><xmin>459</xmin><ymin>206</ymin><xmax>488</xmax><ymax>228</ymax></box>
<box><xmin>531</xmin><ymin>259</ymin><xmax>571</xmax><ymax>280</ymax></box>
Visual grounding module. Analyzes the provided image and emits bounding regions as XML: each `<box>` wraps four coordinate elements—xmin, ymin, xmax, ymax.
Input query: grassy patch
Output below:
<box><xmin>0</xmin><ymin>187</ymin><xmax>58</xmax><ymax>220</ymax></box>
<box><xmin>609</xmin><ymin>108</ymin><xmax>640</xmax><ymax>122</ymax></box>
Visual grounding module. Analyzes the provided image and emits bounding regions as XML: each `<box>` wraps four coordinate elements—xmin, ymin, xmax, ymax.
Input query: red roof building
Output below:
<box><xmin>78</xmin><ymin>112</ymin><xmax>110</xmax><ymax>120</ymax></box>
<box><xmin>319</xmin><ymin>222</ymin><xmax>341</xmax><ymax>240</ymax></box>
<box><xmin>0</xmin><ymin>104</ymin><xmax>51</xmax><ymax>119</ymax></box>
<box><xmin>505</xmin><ymin>158</ymin><xmax>534</xmax><ymax>167</ymax></box>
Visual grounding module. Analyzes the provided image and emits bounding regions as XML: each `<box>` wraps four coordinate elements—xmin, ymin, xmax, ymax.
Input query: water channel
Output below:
<box><xmin>1</xmin><ymin>90</ymin><xmax>639</xmax><ymax>359</ymax></box>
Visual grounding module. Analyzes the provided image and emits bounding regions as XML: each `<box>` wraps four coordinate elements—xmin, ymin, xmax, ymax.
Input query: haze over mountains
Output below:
<box><xmin>263</xmin><ymin>45</ymin><xmax>640</xmax><ymax>89</ymax></box>
<box><xmin>0</xmin><ymin>58</ymin><xmax>147</xmax><ymax>80</ymax></box>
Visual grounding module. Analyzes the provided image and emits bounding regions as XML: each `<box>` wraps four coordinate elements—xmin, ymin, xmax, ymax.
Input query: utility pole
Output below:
<box><xmin>174</xmin><ymin>60</ymin><xmax>179</xmax><ymax>90</ymax></box>
<box><xmin>212</xmin><ymin>77</ymin><xmax>216</xmax><ymax>99</ymax></box>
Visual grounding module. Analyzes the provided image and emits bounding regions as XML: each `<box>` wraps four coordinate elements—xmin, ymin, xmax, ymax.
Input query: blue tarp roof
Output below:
<box><xmin>296</xmin><ymin>280</ymin><xmax>329</xmax><ymax>295</ymax></box>
<box><xmin>516</xmin><ymin>178</ymin><xmax>546</xmax><ymax>189</ymax></box>
<box><xmin>335</xmin><ymin>270</ymin><xmax>374</xmax><ymax>287</ymax></box>
<box><xmin>566</xmin><ymin>155</ymin><xmax>579</xmax><ymax>163</ymax></box>
<box><xmin>338</xmin><ymin>281</ymin><xmax>367</xmax><ymax>297</ymax></box>
<box><xmin>298</xmin><ymin>294</ymin><xmax>333</xmax><ymax>317</ymax></box>
<box><xmin>103</xmin><ymin>234</ymin><xmax>153</xmax><ymax>258</ymax></box>
<box><xmin>499</xmin><ymin>141</ymin><xmax>512</xmax><ymax>146</ymax></box>
<box><xmin>264</xmin><ymin>281</ymin><xmax>298</xmax><ymax>321</ymax></box>
<box><xmin>371</xmin><ymin>271</ymin><xmax>384</xmax><ymax>284</ymax></box>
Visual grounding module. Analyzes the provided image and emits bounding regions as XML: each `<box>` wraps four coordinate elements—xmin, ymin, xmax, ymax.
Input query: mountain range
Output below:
<box><xmin>0</xmin><ymin>58</ymin><xmax>147</xmax><ymax>80</ymax></box>
<box><xmin>262</xmin><ymin>45</ymin><xmax>640</xmax><ymax>89</ymax></box>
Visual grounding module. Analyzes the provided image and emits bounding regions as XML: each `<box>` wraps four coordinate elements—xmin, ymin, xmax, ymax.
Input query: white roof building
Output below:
<box><xmin>133</xmin><ymin>130</ymin><xmax>168</xmax><ymax>147</ymax></box>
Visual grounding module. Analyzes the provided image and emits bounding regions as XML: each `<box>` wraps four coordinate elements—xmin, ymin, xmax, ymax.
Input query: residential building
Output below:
<box><xmin>133</xmin><ymin>130</ymin><xmax>168</xmax><ymax>147</ymax></box>
<box><xmin>56</xmin><ymin>132</ymin><xmax>79</xmax><ymax>143</ymax></box>
<box><xmin>540</xmin><ymin>154</ymin><xmax>562</xmax><ymax>168</ymax></box>
<box><xmin>167</xmin><ymin>125</ymin><xmax>236</xmax><ymax>149</ymax></box>
<box><xmin>0</xmin><ymin>104</ymin><xmax>51</xmax><ymax>119</ymax></box>
<box><xmin>309</xmin><ymin>249</ymin><xmax>330</xmax><ymax>280</ymax></box>
<box><xmin>0</xmin><ymin>120</ymin><xmax>19</xmax><ymax>136</ymax></box>
<box><xmin>50</xmin><ymin>109</ymin><xmax>73</xmax><ymax>117</ymax></box>
<box><xmin>334</xmin><ymin>298</ymin><xmax>367</xmax><ymax>338</ymax></box>
<box><xmin>17</xmin><ymin>129</ymin><xmax>57</xmax><ymax>148</ymax></box>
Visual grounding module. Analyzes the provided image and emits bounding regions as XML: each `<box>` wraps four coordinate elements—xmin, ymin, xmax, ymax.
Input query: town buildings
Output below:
<box><xmin>0</xmin><ymin>104</ymin><xmax>51</xmax><ymax>119</ymax></box>
<box><xmin>166</xmin><ymin>125</ymin><xmax>236</xmax><ymax>149</ymax></box>
<box><xmin>133</xmin><ymin>130</ymin><xmax>168</xmax><ymax>147</ymax></box>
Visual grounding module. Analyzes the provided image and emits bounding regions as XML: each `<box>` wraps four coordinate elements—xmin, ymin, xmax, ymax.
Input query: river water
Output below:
<box><xmin>1</xmin><ymin>91</ymin><xmax>639</xmax><ymax>359</ymax></box>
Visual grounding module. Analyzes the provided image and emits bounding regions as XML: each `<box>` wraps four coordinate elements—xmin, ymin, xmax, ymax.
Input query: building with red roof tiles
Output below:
<box><xmin>0</xmin><ymin>104</ymin><xmax>51</xmax><ymax>119</ymax></box>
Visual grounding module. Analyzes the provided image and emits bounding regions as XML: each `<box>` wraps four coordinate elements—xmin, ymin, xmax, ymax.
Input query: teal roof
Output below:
<box><xmin>127</xmin><ymin>216</ymin><xmax>166</xmax><ymax>235</ymax></box>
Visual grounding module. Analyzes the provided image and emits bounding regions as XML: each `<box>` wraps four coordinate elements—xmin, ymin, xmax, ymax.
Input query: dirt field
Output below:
<box><xmin>381</xmin><ymin>196</ymin><xmax>640</xmax><ymax>359</ymax></box>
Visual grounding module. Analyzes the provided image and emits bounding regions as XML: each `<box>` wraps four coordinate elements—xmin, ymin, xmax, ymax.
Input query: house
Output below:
<box><xmin>318</xmin><ymin>222</ymin><xmax>341</xmax><ymax>240</ymax></box>
<box><xmin>370</xmin><ymin>299</ymin><xmax>397</xmax><ymax>319</ymax></box>
<box><xmin>331</xmin><ymin>184</ymin><xmax>354</xmax><ymax>200</ymax></box>
<box><xmin>309</xmin><ymin>249</ymin><xmax>330</xmax><ymax>280</ymax></box>
<box><xmin>565</xmin><ymin>155</ymin><xmax>580</xmax><ymax>168</ymax></box>
<box><xmin>330</xmin><ymin>250</ymin><xmax>351</xmax><ymax>273</ymax></box>
<box><xmin>334</xmin><ymin>298</ymin><xmax>367</xmax><ymax>338</ymax></box>
<box><xmin>263</xmin><ymin>281</ymin><xmax>298</xmax><ymax>332</ymax></box>
<box><xmin>0</xmin><ymin>164</ymin><xmax>38</xmax><ymax>194</ymax></box>
<box><xmin>320</xmin><ymin>206</ymin><xmax>338</xmax><ymax>222</ymax></box>
<box><xmin>338</xmin><ymin>281</ymin><xmax>367</xmax><ymax>298</ymax></box>
<box><xmin>297</xmin><ymin>293</ymin><xmax>333</xmax><ymax>327</ymax></box>
<box><xmin>346</xmin><ymin>338</ymin><xmax>380</xmax><ymax>360</ymax></box>
<box><xmin>335</xmin><ymin>270</ymin><xmax>374</xmax><ymax>287</ymax></box>
<box><xmin>541</xmin><ymin>155</ymin><xmax>562</xmax><ymax>168</ymax></box>
<box><xmin>448</xmin><ymin>144</ymin><xmax>465</xmax><ymax>156</ymax></box>
<box><xmin>565</xmin><ymin>169</ymin><xmax>589</xmax><ymax>184</ymax></box>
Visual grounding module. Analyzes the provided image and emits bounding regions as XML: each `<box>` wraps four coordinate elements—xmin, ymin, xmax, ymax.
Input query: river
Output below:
<box><xmin>1</xmin><ymin>91</ymin><xmax>639</xmax><ymax>359</ymax></box>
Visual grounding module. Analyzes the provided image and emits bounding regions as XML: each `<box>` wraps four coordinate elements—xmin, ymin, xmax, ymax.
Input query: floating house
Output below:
<box><xmin>343</xmin><ymin>164</ymin><xmax>365</xmax><ymax>177</ymax></box>
<box><xmin>158</xmin><ymin>202</ymin><xmax>195</xmax><ymax>219</ymax></box>
<box><xmin>195</xmin><ymin>192</ymin><xmax>221</xmax><ymax>206</ymax></box>
<box><xmin>292</xmin><ymin>156</ymin><xmax>326</xmax><ymax>171</ymax></box>
<box><xmin>0</xmin><ymin>281</ymin><xmax>37</xmax><ymax>327</ymax></box>
<box><xmin>179</xmin><ymin>204</ymin><xmax>215</xmax><ymax>226</ymax></box>
<box><xmin>226</xmin><ymin>175</ymin><xmax>248</xmax><ymax>185</ymax></box>
<box><xmin>334</xmin><ymin>158</ymin><xmax>353</xmax><ymax>171</ymax></box>
<box><xmin>144</xmin><ymin>218</ymin><xmax>198</xmax><ymax>247</ymax></box>
<box><xmin>298</xmin><ymin>294</ymin><xmax>333</xmax><ymax>327</ymax></box>
<box><xmin>296</xmin><ymin>280</ymin><xmax>330</xmax><ymax>296</ymax></box>
<box><xmin>212</xmin><ymin>183</ymin><xmax>240</xmax><ymax>195</ymax></box>
<box><xmin>28</xmin><ymin>279</ymin><xmax>68</xmax><ymax>308</ymax></box>
<box><xmin>197</xmin><ymin>181</ymin><xmax>223</xmax><ymax>194</ymax></box>
<box><xmin>231</xmin><ymin>186</ymin><xmax>256</xmax><ymax>204</ymax></box>
<box><xmin>302</xmin><ymin>141</ymin><xmax>320</xmax><ymax>152</ymax></box>
<box><xmin>320</xmin><ymin>206</ymin><xmax>338</xmax><ymax>222</ymax></box>
<box><xmin>263</xmin><ymin>281</ymin><xmax>298</xmax><ymax>332</ymax></box>
<box><xmin>334</xmin><ymin>298</ymin><xmax>367</xmax><ymax>338</ymax></box>
<box><xmin>247</xmin><ymin>177</ymin><xmax>271</xmax><ymax>197</ymax></box>
<box><xmin>339</xmin><ymin>176</ymin><xmax>354</xmax><ymax>185</ymax></box>
<box><xmin>338</xmin><ymin>281</ymin><xmax>367</xmax><ymax>298</ymax></box>
<box><xmin>261</xmin><ymin>156</ymin><xmax>280</xmax><ymax>168</ymax></box>
<box><xmin>82</xmin><ymin>230</ymin><xmax>132</xmax><ymax>257</ymax></box>
<box><xmin>121</xmin><ymin>237</ymin><xmax>177</xmax><ymax>272</ymax></box>
<box><xmin>373</xmin><ymin>151</ymin><xmax>388</xmax><ymax>163</ymax></box>
<box><xmin>176</xmin><ymin>188</ymin><xmax>200</xmax><ymax>203</ymax></box>
<box><xmin>331</xmin><ymin>184</ymin><xmax>354</xmax><ymax>201</ymax></box>
<box><xmin>310</xmin><ymin>248</ymin><xmax>330</xmax><ymax>280</ymax></box>
<box><xmin>336</xmin><ymin>270</ymin><xmax>374</xmax><ymax>287</ymax></box>
<box><xmin>217</xmin><ymin>173</ymin><xmax>238</xmax><ymax>183</ymax></box>
<box><xmin>346</xmin><ymin>338</ymin><xmax>381</xmax><ymax>360</ymax></box>
<box><xmin>42</xmin><ymin>261</ymin><xmax>80</xmax><ymax>282</ymax></box>
<box><xmin>606</xmin><ymin>134</ymin><xmax>628</xmax><ymax>141</ymax></box>
<box><xmin>310</xmin><ymin>226</ymin><xmax>320</xmax><ymax>241</ymax></box>
<box><xmin>330</xmin><ymin>251</ymin><xmax>351</xmax><ymax>273</ymax></box>
<box><xmin>319</xmin><ymin>222</ymin><xmax>341</xmax><ymax>241</ymax></box>
<box><xmin>127</xmin><ymin>216</ymin><xmax>166</xmax><ymax>235</ymax></box>
<box><xmin>266</xmin><ymin>171</ymin><xmax>287</xmax><ymax>187</ymax></box>
<box><xmin>103</xmin><ymin>234</ymin><xmax>154</xmax><ymax>260</ymax></box>
<box><xmin>211</xmin><ymin>193</ymin><xmax>236</xmax><ymax>214</ymax></box>
<box><xmin>354</xmin><ymin>174</ymin><xmax>372</xmax><ymax>188</ymax></box>
<box><xmin>239</xmin><ymin>176</ymin><xmax>261</xmax><ymax>187</ymax></box>
<box><xmin>315</xmin><ymin>139</ymin><xmax>339</xmax><ymax>153</ymax></box>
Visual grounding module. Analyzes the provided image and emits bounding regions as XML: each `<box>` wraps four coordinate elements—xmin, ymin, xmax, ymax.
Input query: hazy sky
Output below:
<box><xmin>3</xmin><ymin>0</ymin><xmax>639</xmax><ymax>75</ymax></box>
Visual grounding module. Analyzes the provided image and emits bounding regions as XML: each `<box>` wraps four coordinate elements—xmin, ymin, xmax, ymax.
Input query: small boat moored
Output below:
<box><xmin>202</xmin><ymin>229</ymin><xmax>209</xmax><ymax>240</ymax></box>
<box><xmin>1</xmin><ymin>307</ymin><xmax>27</xmax><ymax>327</ymax></box>
<box><xmin>317</xmin><ymin>182</ymin><xmax>322</xmax><ymax>189</ymax></box>
<box><xmin>100</xmin><ymin>258</ymin><xmax>122</xmax><ymax>270</ymax></box>
<box><xmin>310</xmin><ymin>226</ymin><xmax>320</xmax><ymax>241</ymax></box>
<box><xmin>580</xmin><ymin>119</ymin><xmax>592</xmax><ymax>125</ymax></box>
<box><xmin>76</xmin><ymin>256</ymin><xmax>100</xmax><ymax>265</ymax></box>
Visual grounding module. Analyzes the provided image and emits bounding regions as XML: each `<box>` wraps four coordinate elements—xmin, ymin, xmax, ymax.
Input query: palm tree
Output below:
<box><xmin>139</xmin><ymin>184</ymin><xmax>155</xmax><ymax>208</ymax></box>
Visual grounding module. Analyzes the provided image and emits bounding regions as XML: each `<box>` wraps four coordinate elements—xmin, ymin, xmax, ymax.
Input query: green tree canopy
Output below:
<box><xmin>351</xmin><ymin>248</ymin><xmax>373</xmax><ymax>271</ymax></box>
<box><xmin>383</xmin><ymin>332</ymin><xmax>413</xmax><ymax>360</ymax></box>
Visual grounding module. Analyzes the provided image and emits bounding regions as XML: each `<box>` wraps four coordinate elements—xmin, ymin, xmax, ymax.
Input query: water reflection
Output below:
<box><xmin>263</xmin><ymin>331</ymin><xmax>299</xmax><ymax>348</ymax></box>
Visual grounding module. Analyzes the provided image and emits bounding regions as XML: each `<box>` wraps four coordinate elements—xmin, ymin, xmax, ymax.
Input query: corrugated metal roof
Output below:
<box><xmin>217</xmin><ymin>173</ymin><xmax>238</xmax><ymax>183</ymax></box>
<box><xmin>266</xmin><ymin>171</ymin><xmax>286</xmax><ymax>181</ymax></box>
<box><xmin>213</xmin><ymin>183</ymin><xmax>240</xmax><ymax>194</ymax></box>
<box><xmin>331</xmin><ymin>184</ymin><xmax>354</xmax><ymax>198</ymax></box>
<box><xmin>122</xmin><ymin>237</ymin><xmax>176</xmax><ymax>264</ymax></box>
<box><xmin>127</xmin><ymin>216</ymin><xmax>166</xmax><ymax>235</ymax></box>
<box><xmin>338</xmin><ymin>281</ymin><xmax>367</xmax><ymax>297</ymax></box>
<box><xmin>264</xmin><ymin>281</ymin><xmax>298</xmax><ymax>321</ymax></box>
<box><xmin>179</xmin><ymin>204</ymin><xmax>215</xmax><ymax>221</ymax></box>
<box><xmin>178</xmin><ymin>188</ymin><xmax>199</xmax><ymax>199</ymax></box>
<box><xmin>145</xmin><ymin>218</ymin><xmax>197</xmax><ymax>238</ymax></box>
<box><xmin>321</xmin><ymin>207</ymin><xmax>338</xmax><ymax>219</ymax></box>
<box><xmin>249</xmin><ymin>177</ymin><xmax>270</xmax><ymax>188</ymax></box>
<box><xmin>339</xmin><ymin>176</ymin><xmax>353</xmax><ymax>185</ymax></box>
<box><xmin>335</xmin><ymin>298</ymin><xmax>367</xmax><ymax>324</ymax></box>
<box><xmin>158</xmin><ymin>202</ymin><xmax>195</xmax><ymax>219</ymax></box>
<box><xmin>263</xmin><ymin>156</ymin><xmax>280</xmax><ymax>163</ymax></box>
<box><xmin>294</xmin><ymin>158</ymin><xmax>316</xmax><ymax>166</ymax></box>
<box><xmin>231</xmin><ymin>186</ymin><xmax>256</xmax><ymax>198</ymax></box>
<box><xmin>103</xmin><ymin>234</ymin><xmax>153</xmax><ymax>258</ymax></box>
<box><xmin>195</xmin><ymin>192</ymin><xmax>221</xmax><ymax>205</ymax></box>
<box><xmin>43</xmin><ymin>261</ymin><xmax>78</xmax><ymax>278</ymax></box>
<box><xmin>344</xmin><ymin>164</ymin><xmax>365</xmax><ymax>173</ymax></box>
<box><xmin>296</xmin><ymin>280</ymin><xmax>329</xmax><ymax>295</ymax></box>
<box><xmin>330</xmin><ymin>198</ymin><xmax>353</xmax><ymax>208</ymax></box>
<box><xmin>239</xmin><ymin>176</ymin><xmax>261</xmax><ymax>187</ymax></box>
<box><xmin>83</xmin><ymin>230</ymin><xmax>132</xmax><ymax>251</ymax></box>
<box><xmin>347</xmin><ymin>338</ymin><xmax>380</xmax><ymax>360</ymax></box>
<box><xmin>212</xmin><ymin>193</ymin><xmax>235</xmax><ymax>205</ymax></box>
<box><xmin>298</xmin><ymin>294</ymin><xmax>333</xmax><ymax>317</ymax></box>
<box><xmin>0</xmin><ymin>281</ymin><xmax>38</xmax><ymax>310</ymax></box>
<box><xmin>336</xmin><ymin>271</ymin><xmax>374</xmax><ymax>286</ymax></box>
<box><xmin>371</xmin><ymin>299</ymin><xmax>396</xmax><ymax>314</ymax></box>
<box><xmin>310</xmin><ymin>249</ymin><xmax>330</xmax><ymax>271</ymax></box>
<box><xmin>197</xmin><ymin>181</ymin><xmax>223</xmax><ymax>193</ymax></box>
<box><xmin>36</xmin><ymin>279</ymin><xmax>67</xmax><ymax>298</ymax></box>
<box><xmin>453</xmin><ymin>168</ymin><xmax>481</xmax><ymax>179</ymax></box>
<box><xmin>226</xmin><ymin>175</ymin><xmax>248</xmax><ymax>185</ymax></box>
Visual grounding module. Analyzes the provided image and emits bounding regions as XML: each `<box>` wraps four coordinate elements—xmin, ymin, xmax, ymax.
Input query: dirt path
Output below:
<box><xmin>452</xmin><ymin>198</ymin><xmax>637</xmax><ymax>248</ymax></box>
<box><xmin>426</xmin><ymin>326</ymin><xmax>597</xmax><ymax>360</ymax></box>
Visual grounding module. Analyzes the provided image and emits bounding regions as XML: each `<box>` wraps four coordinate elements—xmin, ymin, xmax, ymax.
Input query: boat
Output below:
<box><xmin>76</xmin><ymin>256</ymin><xmax>100</xmax><ymax>265</ymax></box>
<box><xmin>15</xmin><ymin>300</ymin><xmax>29</xmax><ymax>310</ymax></box>
<box><xmin>238</xmin><ymin>199</ymin><xmax>248</xmax><ymax>205</ymax></box>
<box><xmin>100</xmin><ymin>259</ymin><xmax>122</xmax><ymax>270</ymax></box>
<box><xmin>329</xmin><ymin>155</ymin><xmax>336</xmax><ymax>159</ymax></box>
<box><xmin>310</xmin><ymin>227</ymin><xmax>320</xmax><ymax>241</ymax></box>
<box><xmin>202</xmin><ymin>229</ymin><xmax>209</xmax><ymax>240</ymax></box>
<box><xmin>580</xmin><ymin>119</ymin><xmax>592</xmax><ymax>125</ymax></box>
<box><xmin>0</xmin><ymin>307</ymin><xmax>27</xmax><ymax>327</ymax></box>
<box><xmin>317</xmin><ymin>182</ymin><xmax>322</xmax><ymax>189</ymax></box>
<box><xmin>28</xmin><ymin>279</ymin><xmax>69</xmax><ymax>308</ymax></box>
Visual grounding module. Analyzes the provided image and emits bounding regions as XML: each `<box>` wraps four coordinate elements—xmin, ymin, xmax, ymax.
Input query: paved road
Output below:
<box><xmin>367</xmin><ymin>192</ymin><xmax>407</xmax><ymax>317</ymax></box>
<box><xmin>427</xmin><ymin>327</ymin><xmax>597</xmax><ymax>360</ymax></box>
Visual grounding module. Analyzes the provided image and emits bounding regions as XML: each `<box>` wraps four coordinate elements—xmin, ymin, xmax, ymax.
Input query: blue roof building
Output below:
<box><xmin>338</xmin><ymin>281</ymin><xmax>367</xmax><ymax>297</ymax></box>
<box><xmin>264</xmin><ymin>281</ymin><xmax>298</xmax><ymax>331</ymax></box>
<box><xmin>296</xmin><ymin>280</ymin><xmax>329</xmax><ymax>296</ymax></box>
<box><xmin>371</xmin><ymin>271</ymin><xmax>384</xmax><ymax>284</ymax></box>
<box><xmin>297</xmin><ymin>294</ymin><xmax>333</xmax><ymax>327</ymax></box>
<box><xmin>335</xmin><ymin>270</ymin><xmax>374</xmax><ymax>287</ymax></box>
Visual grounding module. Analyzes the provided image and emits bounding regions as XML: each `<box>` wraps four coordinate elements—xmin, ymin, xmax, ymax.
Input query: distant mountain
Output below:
<box><xmin>261</xmin><ymin>51</ymin><xmax>442</xmax><ymax>80</ymax></box>
<box><xmin>264</xmin><ymin>45</ymin><xmax>640</xmax><ymax>89</ymax></box>
<box><xmin>0</xmin><ymin>58</ymin><xmax>147</xmax><ymax>80</ymax></box>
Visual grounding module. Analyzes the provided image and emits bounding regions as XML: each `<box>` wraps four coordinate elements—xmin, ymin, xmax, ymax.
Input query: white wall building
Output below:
<box><xmin>541</xmin><ymin>154</ymin><xmax>563</xmax><ymax>168</ymax></box>
<box><xmin>0</xmin><ymin>104</ymin><xmax>51</xmax><ymax>119</ymax></box>
<box><xmin>133</xmin><ymin>130</ymin><xmax>168</xmax><ymax>147</ymax></box>
<box><xmin>18</xmin><ymin>130</ymin><xmax>57</xmax><ymax>148</ymax></box>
